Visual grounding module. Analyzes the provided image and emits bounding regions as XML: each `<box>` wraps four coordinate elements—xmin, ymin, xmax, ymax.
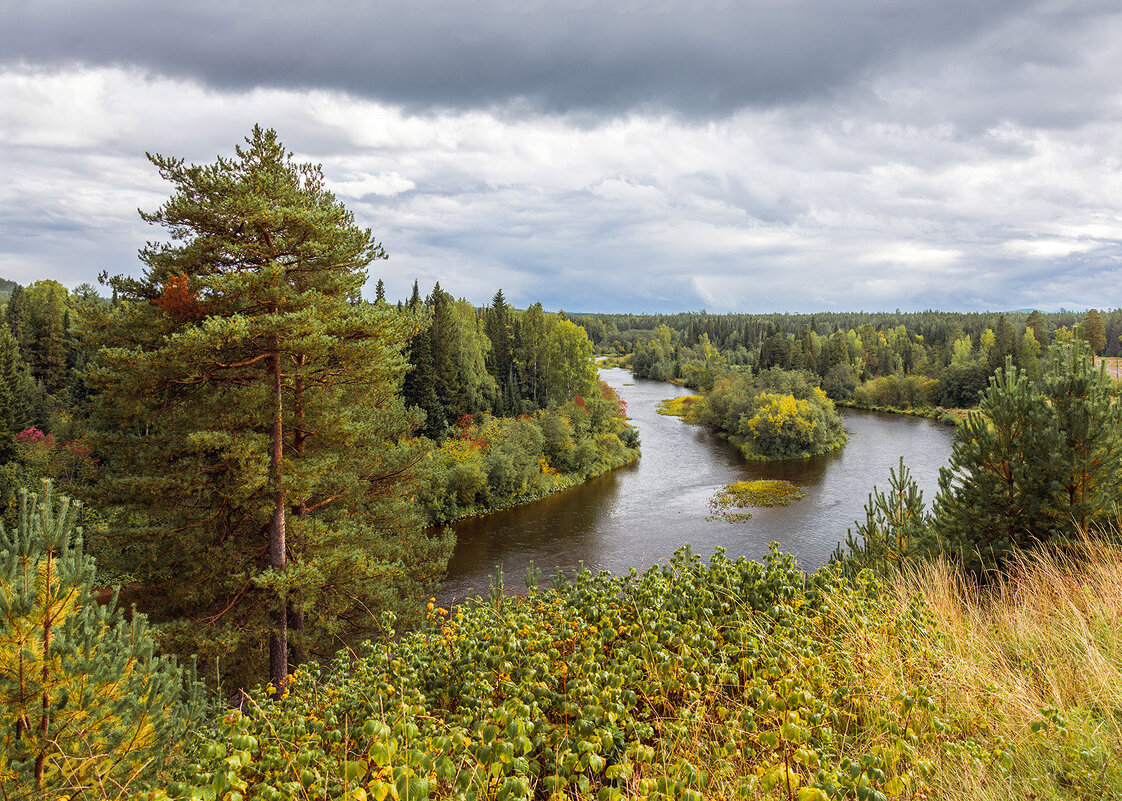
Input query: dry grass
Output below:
<box><xmin>866</xmin><ymin>537</ymin><xmax>1122</xmax><ymax>799</ymax></box>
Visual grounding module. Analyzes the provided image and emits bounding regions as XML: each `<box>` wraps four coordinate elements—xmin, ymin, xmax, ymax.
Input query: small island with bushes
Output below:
<box><xmin>658</xmin><ymin>367</ymin><xmax>847</xmax><ymax>461</ymax></box>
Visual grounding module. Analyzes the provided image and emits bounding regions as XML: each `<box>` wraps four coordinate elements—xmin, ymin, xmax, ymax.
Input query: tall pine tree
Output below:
<box><xmin>89</xmin><ymin>127</ymin><xmax>451</xmax><ymax>689</ymax></box>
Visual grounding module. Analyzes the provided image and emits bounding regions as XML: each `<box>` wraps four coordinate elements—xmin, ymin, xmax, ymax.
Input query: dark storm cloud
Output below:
<box><xmin>3</xmin><ymin>0</ymin><xmax>1031</xmax><ymax>116</ymax></box>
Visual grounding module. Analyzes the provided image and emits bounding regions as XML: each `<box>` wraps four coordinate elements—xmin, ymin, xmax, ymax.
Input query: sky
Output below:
<box><xmin>1</xmin><ymin>0</ymin><xmax>1120</xmax><ymax>313</ymax></box>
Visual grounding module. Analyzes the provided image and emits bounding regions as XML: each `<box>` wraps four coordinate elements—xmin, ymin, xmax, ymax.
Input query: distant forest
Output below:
<box><xmin>572</xmin><ymin>307</ymin><xmax>1117</xmax><ymax>409</ymax></box>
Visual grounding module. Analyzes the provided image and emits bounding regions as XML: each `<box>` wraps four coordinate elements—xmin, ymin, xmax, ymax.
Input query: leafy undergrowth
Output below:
<box><xmin>708</xmin><ymin>480</ymin><xmax>808</xmax><ymax>522</ymax></box>
<box><xmin>140</xmin><ymin>544</ymin><xmax>1122</xmax><ymax>801</ymax></box>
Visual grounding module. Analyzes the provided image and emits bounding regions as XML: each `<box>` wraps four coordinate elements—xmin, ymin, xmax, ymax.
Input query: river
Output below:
<box><xmin>440</xmin><ymin>368</ymin><xmax>956</xmax><ymax>601</ymax></box>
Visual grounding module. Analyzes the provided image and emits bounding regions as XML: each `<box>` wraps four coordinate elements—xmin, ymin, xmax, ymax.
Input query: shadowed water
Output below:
<box><xmin>440</xmin><ymin>368</ymin><xmax>955</xmax><ymax>602</ymax></box>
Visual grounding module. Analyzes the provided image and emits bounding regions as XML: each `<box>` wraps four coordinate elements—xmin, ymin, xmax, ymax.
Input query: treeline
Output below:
<box><xmin>401</xmin><ymin>284</ymin><xmax>608</xmax><ymax>436</ymax></box>
<box><xmin>579</xmin><ymin>307</ymin><xmax>1117</xmax><ymax>409</ymax></box>
<box><xmin>0</xmin><ymin>280</ymin><xmax>107</xmax><ymax>508</ymax></box>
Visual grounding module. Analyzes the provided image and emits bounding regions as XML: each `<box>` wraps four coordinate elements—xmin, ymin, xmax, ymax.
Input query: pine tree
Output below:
<box><xmin>375</xmin><ymin>278</ymin><xmax>386</xmax><ymax>303</ymax></box>
<box><xmin>835</xmin><ymin>457</ymin><xmax>933</xmax><ymax>572</ymax></box>
<box><xmin>1040</xmin><ymin>339</ymin><xmax>1122</xmax><ymax>531</ymax></box>
<box><xmin>89</xmin><ymin>127</ymin><xmax>451</xmax><ymax>689</ymax></box>
<box><xmin>990</xmin><ymin>314</ymin><xmax>1016</xmax><ymax>372</ymax></box>
<box><xmin>1081</xmin><ymin>308</ymin><xmax>1106</xmax><ymax>355</ymax></box>
<box><xmin>0</xmin><ymin>482</ymin><xmax>205</xmax><ymax>795</ymax></box>
<box><xmin>933</xmin><ymin>359</ymin><xmax>1060</xmax><ymax>572</ymax></box>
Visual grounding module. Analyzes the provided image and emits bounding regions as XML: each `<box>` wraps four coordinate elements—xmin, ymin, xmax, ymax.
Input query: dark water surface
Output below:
<box><xmin>440</xmin><ymin>368</ymin><xmax>955</xmax><ymax>601</ymax></box>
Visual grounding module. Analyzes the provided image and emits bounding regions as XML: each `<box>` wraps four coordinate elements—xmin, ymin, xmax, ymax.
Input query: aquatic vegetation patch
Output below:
<box><xmin>655</xmin><ymin>394</ymin><xmax>702</xmax><ymax>419</ymax></box>
<box><xmin>707</xmin><ymin>479</ymin><xmax>808</xmax><ymax>522</ymax></box>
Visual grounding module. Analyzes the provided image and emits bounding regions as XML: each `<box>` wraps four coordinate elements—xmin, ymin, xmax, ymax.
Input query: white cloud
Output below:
<box><xmin>1002</xmin><ymin>238</ymin><xmax>1100</xmax><ymax>259</ymax></box>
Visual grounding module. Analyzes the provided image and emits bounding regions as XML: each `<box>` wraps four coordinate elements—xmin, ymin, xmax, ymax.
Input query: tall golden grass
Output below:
<box><xmin>868</xmin><ymin>535</ymin><xmax>1122</xmax><ymax>799</ymax></box>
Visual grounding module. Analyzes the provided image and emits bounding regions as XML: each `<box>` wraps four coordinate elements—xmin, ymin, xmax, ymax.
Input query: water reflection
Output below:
<box><xmin>439</xmin><ymin>369</ymin><xmax>955</xmax><ymax>602</ymax></box>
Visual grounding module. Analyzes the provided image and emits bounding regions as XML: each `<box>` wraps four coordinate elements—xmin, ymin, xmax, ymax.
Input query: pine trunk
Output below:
<box><xmin>290</xmin><ymin>355</ymin><xmax>307</xmax><ymax>668</ymax></box>
<box><xmin>34</xmin><ymin>549</ymin><xmax>53</xmax><ymax>788</ymax></box>
<box><xmin>268</xmin><ymin>341</ymin><xmax>287</xmax><ymax>691</ymax></box>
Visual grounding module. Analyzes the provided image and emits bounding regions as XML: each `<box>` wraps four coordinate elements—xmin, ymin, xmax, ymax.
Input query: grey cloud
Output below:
<box><xmin>3</xmin><ymin>0</ymin><xmax>1121</xmax><ymax>315</ymax></box>
<box><xmin>3</xmin><ymin>0</ymin><xmax>1035</xmax><ymax>116</ymax></box>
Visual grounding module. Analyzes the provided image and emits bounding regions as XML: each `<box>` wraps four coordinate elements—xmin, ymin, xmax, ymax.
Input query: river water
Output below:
<box><xmin>440</xmin><ymin>368</ymin><xmax>955</xmax><ymax>601</ymax></box>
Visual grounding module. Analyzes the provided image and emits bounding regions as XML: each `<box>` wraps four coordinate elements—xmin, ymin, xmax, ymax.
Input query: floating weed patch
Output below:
<box><xmin>708</xmin><ymin>479</ymin><xmax>808</xmax><ymax>522</ymax></box>
<box><xmin>656</xmin><ymin>395</ymin><xmax>702</xmax><ymax>419</ymax></box>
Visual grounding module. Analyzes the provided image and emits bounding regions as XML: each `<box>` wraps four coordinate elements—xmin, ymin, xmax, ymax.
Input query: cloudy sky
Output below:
<box><xmin>2</xmin><ymin>0</ymin><xmax>1120</xmax><ymax>312</ymax></box>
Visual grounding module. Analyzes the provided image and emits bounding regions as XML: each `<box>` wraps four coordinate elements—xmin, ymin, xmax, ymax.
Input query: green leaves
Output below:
<box><xmin>137</xmin><ymin>545</ymin><xmax>1000</xmax><ymax>801</ymax></box>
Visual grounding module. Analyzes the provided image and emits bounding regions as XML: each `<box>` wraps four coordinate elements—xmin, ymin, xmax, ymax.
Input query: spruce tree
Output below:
<box><xmin>89</xmin><ymin>127</ymin><xmax>451</xmax><ymax>689</ymax></box>
<box><xmin>4</xmin><ymin>284</ymin><xmax>33</xmax><ymax>362</ymax></box>
<box><xmin>485</xmin><ymin>289</ymin><xmax>514</xmax><ymax>414</ymax></box>
<box><xmin>0</xmin><ymin>326</ymin><xmax>27</xmax><ymax>459</ymax></box>
<box><xmin>401</xmin><ymin>292</ymin><xmax>444</xmax><ymax>439</ymax></box>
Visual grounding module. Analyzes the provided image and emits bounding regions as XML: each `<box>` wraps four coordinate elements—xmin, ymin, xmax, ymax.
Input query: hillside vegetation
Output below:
<box><xmin>117</xmin><ymin>541</ymin><xmax>1122</xmax><ymax>801</ymax></box>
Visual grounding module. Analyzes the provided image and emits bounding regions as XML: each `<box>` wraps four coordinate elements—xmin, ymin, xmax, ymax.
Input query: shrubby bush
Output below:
<box><xmin>820</xmin><ymin>362</ymin><xmax>858</xmax><ymax>401</ymax></box>
<box><xmin>937</xmin><ymin>361</ymin><xmax>991</xmax><ymax>407</ymax></box>
<box><xmin>852</xmin><ymin>373</ymin><xmax>939</xmax><ymax>409</ymax></box>
<box><xmin>692</xmin><ymin>369</ymin><xmax>847</xmax><ymax>460</ymax></box>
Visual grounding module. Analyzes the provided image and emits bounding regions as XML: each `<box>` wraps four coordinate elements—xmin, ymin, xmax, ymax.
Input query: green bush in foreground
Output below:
<box><xmin>136</xmin><ymin>546</ymin><xmax>1040</xmax><ymax>801</ymax></box>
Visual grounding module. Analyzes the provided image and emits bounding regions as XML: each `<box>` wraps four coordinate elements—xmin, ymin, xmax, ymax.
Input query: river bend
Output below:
<box><xmin>441</xmin><ymin>368</ymin><xmax>954</xmax><ymax>601</ymax></box>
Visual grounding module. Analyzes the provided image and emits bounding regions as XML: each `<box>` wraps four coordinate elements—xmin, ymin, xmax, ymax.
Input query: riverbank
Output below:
<box><xmin>431</xmin><ymin>447</ymin><xmax>640</xmax><ymax>526</ymax></box>
<box><xmin>412</xmin><ymin>378</ymin><xmax>641</xmax><ymax>528</ymax></box>
<box><xmin>835</xmin><ymin>400</ymin><xmax>968</xmax><ymax>425</ymax></box>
